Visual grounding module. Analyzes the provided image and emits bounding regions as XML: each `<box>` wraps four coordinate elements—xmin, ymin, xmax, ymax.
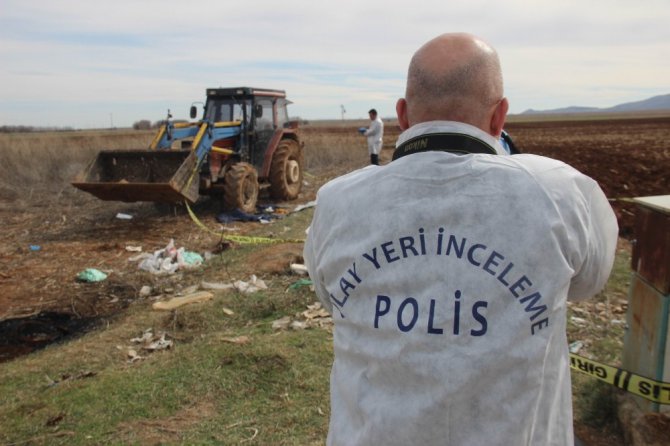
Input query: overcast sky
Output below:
<box><xmin>1</xmin><ymin>0</ymin><xmax>669</xmax><ymax>128</ymax></box>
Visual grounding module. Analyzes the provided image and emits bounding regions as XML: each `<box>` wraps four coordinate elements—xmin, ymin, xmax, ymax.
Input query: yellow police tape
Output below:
<box><xmin>570</xmin><ymin>353</ymin><xmax>670</xmax><ymax>405</ymax></box>
<box><xmin>185</xmin><ymin>201</ymin><xmax>304</xmax><ymax>245</ymax></box>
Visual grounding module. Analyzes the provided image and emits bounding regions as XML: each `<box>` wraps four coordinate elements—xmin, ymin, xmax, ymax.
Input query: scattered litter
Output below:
<box><xmin>272</xmin><ymin>316</ymin><xmax>291</xmax><ymax>330</ymax></box>
<box><xmin>130</xmin><ymin>329</ymin><xmax>154</xmax><ymax>344</ymax></box>
<box><xmin>201</xmin><ymin>281</ymin><xmax>235</xmax><ymax>291</ymax></box>
<box><xmin>291</xmin><ymin>200</ymin><xmax>316</xmax><ymax>213</ymax></box>
<box><xmin>569</xmin><ymin>341</ymin><xmax>584</xmax><ymax>354</ymax></box>
<box><xmin>130</xmin><ymin>239</ymin><xmax>204</xmax><ymax>275</ymax></box>
<box><xmin>155</xmin><ymin>276</ymin><xmax>269</xmax><ymax>296</ymax></box>
<box><xmin>29</xmin><ymin>245</ymin><xmax>41</xmax><ymax>252</ymax></box>
<box><xmin>115</xmin><ymin>213</ymin><xmax>133</xmax><ymax>220</ymax></box>
<box><xmin>76</xmin><ymin>268</ymin><xmax>108</xmax><ymax>283</ymax></box>
<box><xmin>138</xmin><ymin>285</ymin><xmax>152</xmax><ymax>298</ymax></box>
<box><xmin>272</xmin><ymin>302</ymin><xmax>332</xmax><ymax>331</ymax></box>
<box><xmin>128</xmin><ymin>252</ymin><xmax>147</xmax><ymax>262</ymax></box>
<box><xmin>221</xmin><ymin>335</ymin><xmax>250</xmax><ymax>345</ymax></box>
<box><xmin>569</xmin><ymin>306</ymin><xmax>588</xmax><ymax>316</ymax></box>
<box><xmin>127</xmin><ymin>329</ymin><xmax>173</xmax><ymax>362</ymax></box>
<box><xmin>179</xmin><ymin>284</ymin><xmax>200</xmax><ymax>296</ymax></box>
<box><xmin>302</xmin><ymin>302</ymin><xmax>330</xmax><ymax>320</ymax></box>
<box><xmin>290</xmin><ymin>263</ymin><xmax>308</xmax><ymax>276</ymax></box>
<box><xmin>222</xmin><ymin>307</ymin><xmax>235</xmax><ymax>316</ymax></box>
<box><xmin>127</xmin><ymin>349</ymin><xmax>143</xmax><ymax>363</ymax></box>
<box><xmin>233</xmin><ymin>275</ymin><xmax>268</xmax><ymax>294</ymax></box>
<box><xmin>570</xmin><ymin>316</ymin><xmax>588</xmax><ymax>327</ymax></box>
<box><xmin>290</xmin><ymin>320</ymin><xmax>308</xmax><ymax>330</ymax></box>
<box><xmin>125</xmin><ymin>245</ymin><xmax>142</xmax><ymax>252</ymax></box>
<box><xmin>145</xmin><ymin>333</ymin><xmax>173</xmax><ymax>351</ymax></box>
<box><xmin>288</xmin><ymin>278</ymin><xmax>313</xmax><ymax>291</ymax></box>
<box><xmin>152</xmin><ymin>291</ymin><xmax>214</xmax><ymax>311</ymax></box>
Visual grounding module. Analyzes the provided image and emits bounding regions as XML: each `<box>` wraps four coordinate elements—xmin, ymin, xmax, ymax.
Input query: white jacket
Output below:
<box><xmin>304</xmin><ymin>121</ymin><xmax>618</xmax><ymax>446</ymax></box>
<box><xmin>365</xmin><ymin>116</ymin><xmax>384</xmax><ymax>154</ymax></box>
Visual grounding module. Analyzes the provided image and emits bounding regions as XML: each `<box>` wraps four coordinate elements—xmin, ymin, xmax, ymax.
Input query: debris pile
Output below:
<box><xmin>129</xmin><ymin>239</ymin><xmax>203</xmax><ymax>275</ymax></box>
<box><xmin>272</xmin><ymin>302</ymin><xmax>332</xmax><ymax>331</ymax></box>
<box><xmin>126</xmin><ymin>328</ymin><xmax>173</xmax><ymax>363</ymax></box>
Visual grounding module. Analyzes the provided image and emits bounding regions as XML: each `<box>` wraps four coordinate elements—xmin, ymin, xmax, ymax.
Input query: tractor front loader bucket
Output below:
<box><xmin>72</xmin><ymin>149</ymin><xmax>200</xmax><ymax>203</ymax></box>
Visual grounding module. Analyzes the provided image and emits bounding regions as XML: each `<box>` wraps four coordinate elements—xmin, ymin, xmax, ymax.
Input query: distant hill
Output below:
<box><xmin>521</xmin><ymin>93</ymin><xmax>670</xmax><ymax>115</ymax></box>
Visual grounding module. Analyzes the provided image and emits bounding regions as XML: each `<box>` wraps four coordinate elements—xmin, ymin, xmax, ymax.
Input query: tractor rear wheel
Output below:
<box><xmin>223</xmin><ymin>162</ymin><xmax>259</xmax><ymax>213</ymax></box>
<box><xmin>269</xmin><ymin>139</ymin><xmax>303</xmax><ymax>200</ymax></box>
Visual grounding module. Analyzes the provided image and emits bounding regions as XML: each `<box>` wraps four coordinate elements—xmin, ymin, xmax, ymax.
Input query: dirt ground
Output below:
<box><xmin>0</xmin><ymin>183</ymin><xmax>319</xmax><ymax>360</ymax></box>
<box><xmin>1</xmin><ymin>116</ymin><xmax>669</xmax><ymax>444</ymax></box>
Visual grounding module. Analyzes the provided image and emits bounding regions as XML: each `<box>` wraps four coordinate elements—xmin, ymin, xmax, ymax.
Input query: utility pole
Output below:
<box><xmin>340</xmin><ymin>105</ymin><xmax>346</xmax><ymax>121</ymax></box>
<box><xmin>110</xmin><ymin>113</ymin><xmax>114</xmax><ymax>129</ymax></box>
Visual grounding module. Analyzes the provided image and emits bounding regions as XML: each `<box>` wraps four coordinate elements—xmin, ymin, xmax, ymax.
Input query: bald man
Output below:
<box><xmin>304</xmin><ymin>33</ymin><xmax>618</xmax><ymax>446</ymax></box>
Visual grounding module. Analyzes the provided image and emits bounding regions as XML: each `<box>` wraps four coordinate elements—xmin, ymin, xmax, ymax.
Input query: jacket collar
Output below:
<box><xmin>394</xmin><ymin>121</ymin><xmax>508</xmax><ymax>160</ymax></box>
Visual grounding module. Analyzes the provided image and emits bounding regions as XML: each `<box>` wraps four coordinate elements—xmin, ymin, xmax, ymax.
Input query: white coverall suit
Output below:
<box><xmin>304</xmin><ymin>121</ymin><xmax>618</xmax><ymax>446</ymax></box>
<box><xmin>365</xmin><ymin>116</ymin><xmax>384</xmax><ymax>156</ymax></box>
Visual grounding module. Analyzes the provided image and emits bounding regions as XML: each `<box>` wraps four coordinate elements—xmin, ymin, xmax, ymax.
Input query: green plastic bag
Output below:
<box><xmin>288</xmin><ymin>278</ymin><xmax>313</xmax><ymax>290</ymax></box>
<box><xmin>182</xmin><ymin>251</ymin><xmax>204</xmax><ymax>266</ymax></box>
<box><xmin>76</xmin><ymin>268</ymin><xmax>108</xmax><ymax>282</ymax></box>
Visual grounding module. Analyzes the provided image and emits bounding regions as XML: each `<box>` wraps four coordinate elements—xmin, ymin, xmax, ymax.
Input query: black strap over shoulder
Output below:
<box><xmin>392</xmin><ymin>132</ymin><xmax>497</xmax><ymax>161</ymax></box>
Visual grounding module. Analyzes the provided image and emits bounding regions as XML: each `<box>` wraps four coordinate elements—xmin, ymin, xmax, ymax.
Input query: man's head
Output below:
<box><xmin>396</xmin><ymin>33</ymin><xmax>508</xmax><ymax>137</ymax></box>
<box><xmin>368</xmin><ymin>109</ymin><xmax>378</xmax><ymax>120</ymax></box>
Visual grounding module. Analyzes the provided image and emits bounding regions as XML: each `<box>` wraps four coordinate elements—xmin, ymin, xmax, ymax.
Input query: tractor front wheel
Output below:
<box><xmin>269</xmin><ymin>139</ymin><xmax>303</xmax><ymax>200</ymax></box>
<box><xmin>223</xmin><ymin>162</ymin><xmax>259</xmax><ymax>213</ymax></box>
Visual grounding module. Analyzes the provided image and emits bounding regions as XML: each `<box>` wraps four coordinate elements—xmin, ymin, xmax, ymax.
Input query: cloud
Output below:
<box><xmin>1</xmin><ymin>0</ymin><xmax>669</xmax><ymax>126</ymax></box>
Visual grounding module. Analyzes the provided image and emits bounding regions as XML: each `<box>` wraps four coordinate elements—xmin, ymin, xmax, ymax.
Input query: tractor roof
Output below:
<box><xmin>206</xmin><ymin>87</ymin><xmax>286</xmax><ymax>98</ymax></box>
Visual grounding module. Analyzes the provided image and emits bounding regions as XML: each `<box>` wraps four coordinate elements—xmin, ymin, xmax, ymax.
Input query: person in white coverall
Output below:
<box><xmin>364</xmin><ymin>108</ymin><xmax>384</xmax><ymax>165</ymax></box>
<box><xmin>304</xmin><ymin>32</ymin><xmax>618</xmax><ymax>446</ymax></box>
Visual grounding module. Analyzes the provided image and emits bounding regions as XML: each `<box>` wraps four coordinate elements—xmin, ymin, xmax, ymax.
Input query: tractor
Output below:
<box><xmin>72</xmin><ymin>87</ymin><xmax>304</xmax><ymax>213</ymax></box>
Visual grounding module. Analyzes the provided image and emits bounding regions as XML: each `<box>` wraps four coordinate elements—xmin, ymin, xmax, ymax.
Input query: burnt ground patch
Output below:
<box><xmin>0</xmin><ymin>311</ymin><xmax>99</xmax><ymax>363</ymax></box>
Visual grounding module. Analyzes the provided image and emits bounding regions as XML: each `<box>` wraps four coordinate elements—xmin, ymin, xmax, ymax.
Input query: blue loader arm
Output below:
<box><xmin>151</xmin><ymin>121</ymin><xmax>243</xmax><ymax>165</ymax></box>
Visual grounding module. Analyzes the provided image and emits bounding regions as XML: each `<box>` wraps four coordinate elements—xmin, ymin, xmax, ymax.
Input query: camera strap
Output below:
<box><xmin>393</xmin><ymin>132</ymin><xmax>497</xmax><ymax>161</ymax></box>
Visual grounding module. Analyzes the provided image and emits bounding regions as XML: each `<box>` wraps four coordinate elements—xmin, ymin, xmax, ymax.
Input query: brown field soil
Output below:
<box><xmin>505</xmin><ymin>117</ymin><xmax>670</xmax><ymax>237</ymax></box>
<box><xmin>0</xmin><ymin>116</ymin><xmax>669</xmax><ymax>444</ymax></box>
<box><xmin>310</xmin><ymin>116</ymin><xmax>670</xmax><ymax>239</ymax></box>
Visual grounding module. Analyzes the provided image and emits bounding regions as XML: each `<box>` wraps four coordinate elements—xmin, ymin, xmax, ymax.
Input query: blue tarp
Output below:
<box><xmin>216</xmin><ymin>209</ymin><xmax>279</xmax><ymax>224</ymax></box>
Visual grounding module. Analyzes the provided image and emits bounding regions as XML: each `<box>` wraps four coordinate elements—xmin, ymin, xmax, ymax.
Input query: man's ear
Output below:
<box><xmin>489</xmin><ymin>97</ymin><xmax>508</xmax><ymax>137</ymax></box>
<box><xmin>396</xmin><ymin>98</ymin><xmax>409</xmax><ymax>130</ymax></box>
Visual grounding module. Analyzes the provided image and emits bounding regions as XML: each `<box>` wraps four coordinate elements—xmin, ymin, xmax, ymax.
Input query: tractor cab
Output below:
<box><xmin>192</xmin><ymin>87</ymin><xmax>293</xmax><ymax>172</ymax></box>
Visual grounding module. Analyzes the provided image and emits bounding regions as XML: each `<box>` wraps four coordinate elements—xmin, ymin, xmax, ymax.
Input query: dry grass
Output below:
<box><xmin>0</xmin><ymin>124</ymin><xmax>379</xmax><ymax>200</ymax></box>
<box><xmin>301</xmin><ymin>119</ymin><xmax>400</xmax><ymax>177</ymax></box>
<box><xmin>0</xmin><ymin>130</ymin><xmax>153</xmax><ymax>193</ymax></box>
<box><xmin>301</xmin><ymin>127</ymin><xmax>368</xmax><ymax>174</ymax></box>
